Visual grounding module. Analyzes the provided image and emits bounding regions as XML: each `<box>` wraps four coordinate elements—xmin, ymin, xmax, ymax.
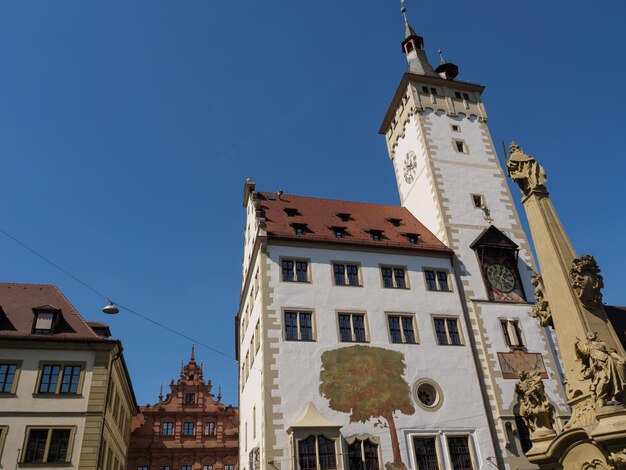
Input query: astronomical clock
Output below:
<box><xmin>470</xmin><ymin>225</ymin><xmax>526</xmax><ymax>302</ymax></box>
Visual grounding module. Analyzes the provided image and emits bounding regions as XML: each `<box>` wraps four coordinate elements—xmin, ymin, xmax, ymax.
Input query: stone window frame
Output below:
<box><xmin>280</xmin><ymin>257</ymin><xmax>312</xmax><ymax>284</ymax></box>
<box><xmin>450</xmin><ymin>123</ymin><xmax>461</xmax><ymax>133</ymax></box>
<box><xmin>0</xmin><ymin>360</ymin><xmax>22</xmax><ymax>395</ymax></box>
<box><xmin>499</xmin><ymin>317</ymin><xmax>526</xmax><ymax>349</ymax></box>
<box><xmin>423</xmin><ymin>268</ymin><xmax>453</xmax><ymax>293</ymax></box>
<box><xmin>182</xmin><ymin>421</ymin><xmax>195</xmax><ymax>437</ymax></box>
<box><xmin>203</xmin><ymin>421</ymin><xmax>216</xmax><ymax>436</ymax></box>
<box><xmin>292</xmin><ymin>431</ymin><xmax>341</xmax><ymax>470</ymax></box>
<box><xmin>34</xmin><ymin>361</ymin><xmax>86</xmax><ymax>396</ymax></box>
<box><xmin>331</xmin><ymin>261</ymin><xmax>363</xmax><ymax>287</ymax></box>
<box><xmin>444</xmin><ymin>433</ymin><xmax>479</xmax><ymax>470</ymax></box>
<box><xmin>161</xmin><ymin>421</ymin><xmax>174</xmax><ymax>437</ymax></box>
<box><xmin>452</xmin><ymin>139</ymin><xmax>469</xmax><ymax>155</ymax></box>
<box><xmin>409</xmin><ymin>432</ymin><xmax>478</xmax><ymax>470</ymax></box>
<box><xmin>471</xmin><ymin>194</ymin><xmax>486</xmax><ymax>209</ymax></box>
<box><xmin>344</xmin><ymin>434</ymin><xmax>382</xmax><ymax>470</ymax></box>
<box><xmin>412</xmin><ymin>378</ymin><xmax>444</xmax><ymax>411</ymax></box>
<box><xmin>282</xmin><ymin>308</ymin><xmax>317</xmax><ymax>342</ymax></box>
<box><xmin>410</xmin><ymin>433</ymin><xmax>444</xmax><ymax>470</ymax></box>
<box><xmin>335</xmin><ymin>310</ymin><xmax>370</xmax><ymax>344</ymax></box>
<box><xmin>431</xmin><ymin>315</ymin><xmax>465</xmax><ymax>346</ymax></box>
<box><xmin>20</xmin><ymin>426</ymin><xmax>76</xmax><ymax>464</ymax></box>
<box><xmin>379</xmin><ymin>264</ymin><xmax>410</xmax><ymax>290</ymax></box>
<box><xmin>0</xmin><ymin>426</ymin><xmax>7</xmax><ymax>460</ymax></box>
<box><xmin>385</xmin><ymin>312</ymin><xmax>419</xmax><ymax>345</ymax></box>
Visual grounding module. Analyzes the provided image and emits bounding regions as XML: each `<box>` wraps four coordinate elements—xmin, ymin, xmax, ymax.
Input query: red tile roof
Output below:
<box><xmin>0</xmin><ymin>283</ymin><xmax>106</xmax><ymax>341</ymax></box>
<box><xmin>256</xmin><ymin>192</ymin><xmax>451</xmax><ymax>254</ymax></box>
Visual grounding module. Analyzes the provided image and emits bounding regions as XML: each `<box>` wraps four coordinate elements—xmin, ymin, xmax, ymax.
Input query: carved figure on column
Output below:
<box><xmin>506</xmin><ymin>143</ymin><xmax>548</xmax><ymax>197</ymax></box>
<box><xmin>530</xmin><ymin>274</ymin><xmax>553</xmax><ymax>328</ymax></box>
<box><xmin>515</xmin><ymin>370</ymin><xmax>555</xmax><ymax>439</ymax></box>
<box><xmin>575</xmin><ymin>332</ymin><xmax>626</xmax><ymax>407</ymax></box>
<box><xmin>608</xmin><ymin>449</ymin><xmax>626</xmax><ymax>469</ymax></box>
<box><xmin>569</xmin><ymin>255</ymin><xmax>604</xmax><ymax>309</ymax></box>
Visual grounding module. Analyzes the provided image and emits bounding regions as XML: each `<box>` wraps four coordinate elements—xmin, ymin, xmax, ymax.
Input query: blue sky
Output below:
<box><xmin>1</xmin><ymin>1</ymin><xmax>624</xmax><ymax>406</ymax></box>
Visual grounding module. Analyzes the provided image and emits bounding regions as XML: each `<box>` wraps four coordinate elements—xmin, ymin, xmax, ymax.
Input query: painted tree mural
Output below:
<box><xmin>319</xmin><ymin>345</ymin><xmax>414</xmax><ymax>469</ymax></box>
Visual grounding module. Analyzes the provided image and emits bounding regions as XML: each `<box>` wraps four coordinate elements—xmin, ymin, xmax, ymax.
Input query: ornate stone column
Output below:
<box><xmin>506</xmin><ymin>143</ymin><xmax>626</xmax><ymax>468</ymax></box>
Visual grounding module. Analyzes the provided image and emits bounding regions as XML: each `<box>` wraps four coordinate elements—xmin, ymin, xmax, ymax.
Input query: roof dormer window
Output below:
<box><xmin>337</xmin><ymin>213</ymin><xmax>352</xmax><ymax>222</ymax></box>
<box><xmin>406</xmin><ymin>233</ymin><xmax>420</xmax><ymax>245</ymax></box>
<box><xmin>293</xmin><ymin>224</ymin><xmax>308</xmax><ymax>235</ymax></box>
<box><xmin>386</xmin><ymin>218</ymin><xmax>402</xmax><ymax>227</ymax></box>
<box><xmin>33</xmin><ymin>308</ymin><xmax>59</xmax><ymax>334</ymax></box>
<box><xmin>284</xmin><ymin>208</ymin><xmax>300</xmax><ymax>217</ymax></box>
<box><xmin>370</xmin><ymin>230</ymin><xmax>384</xmax><ymax>241</ymax></box>
<box><xmin>333</xmin><ymin>227</ymin><xmax>347</xmax><ymax>238</ymax></box>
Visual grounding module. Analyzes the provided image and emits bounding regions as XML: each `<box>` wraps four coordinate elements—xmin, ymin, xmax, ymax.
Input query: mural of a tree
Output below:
<box><xmin>319</xmin><ymin>345</ymin><xmax>414</xmax><ymax>469</ymax></box>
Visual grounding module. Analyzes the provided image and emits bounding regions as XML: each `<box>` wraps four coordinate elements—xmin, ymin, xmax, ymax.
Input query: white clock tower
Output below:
<box><xmin>379</xmin><ymin>14</ymin><xmax>570</xmax><ymax>468</ymax></box>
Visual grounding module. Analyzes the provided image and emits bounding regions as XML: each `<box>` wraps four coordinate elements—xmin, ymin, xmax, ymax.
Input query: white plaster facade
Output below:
<box><xmin>0</xmin><ymin>348</ymin><xmax>93</xmax><ymax>468</ymax></box>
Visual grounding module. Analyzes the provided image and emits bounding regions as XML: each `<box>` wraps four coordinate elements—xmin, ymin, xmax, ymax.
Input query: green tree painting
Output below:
<box><xmin>319</xmin><ymin>345</ymin><xmax>414</xmax><ymax>469</ymax></box>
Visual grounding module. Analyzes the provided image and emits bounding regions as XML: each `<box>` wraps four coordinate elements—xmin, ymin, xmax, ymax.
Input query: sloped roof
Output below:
<box><xmin>256</xmin><ymin>192</ymin><xmax>451</xmax><ymax>254</ymax></box>
<box><xmin>0</xmin><ymin>283</ymin><xmax>106</xmax><ymax>341</ymax></box>
<box><xmin>469</xmin><ymin>225</ymin><xmax>519</xmax><ymax>250</ymax></box>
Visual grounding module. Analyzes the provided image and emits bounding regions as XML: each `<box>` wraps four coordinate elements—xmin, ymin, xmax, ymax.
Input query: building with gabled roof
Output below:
<box><xmin>127</xmin><ymin>347</ymin><xmax>238</xmax><ymax>470</ymax></box>
<box><xmin>0</xmin><ymin>282</ymin><xmax>137</xmax><ymax>469</ymax></box>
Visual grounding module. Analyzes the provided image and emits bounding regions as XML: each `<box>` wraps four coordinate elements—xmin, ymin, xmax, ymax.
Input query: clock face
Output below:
<box><xmin>403</xmin><ymin>151</ymin><xmax>417</xmax><ymax>184</ymax></box>
<box><xmin>487</xmin><ymin>264</ymin><xmax>516</xmax><ymax>293</ymax></box>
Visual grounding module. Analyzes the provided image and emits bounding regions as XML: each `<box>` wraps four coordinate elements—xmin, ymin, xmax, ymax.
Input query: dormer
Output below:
<box><xmin>32</xmin><ymin>305</ymin><xmax>62</xmax><ymax>334</ymax></box>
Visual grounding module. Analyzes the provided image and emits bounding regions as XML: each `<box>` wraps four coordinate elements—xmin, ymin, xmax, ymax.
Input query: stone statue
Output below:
<box><xmin>569</xmin><ymin>255</ymin><xmax>604</xmax><ymax>309</ymax></box>
<box><xmin>506</xmin><ymin>143</ymin><xmax>547</xmax><ymax>197</ymax></box>
<box><xmin>530</xmin><ymin>274</ymin><xmax>553</xmax><ymax>328</ymax></box>
<box><xmin>608</xmin><ymin>449</ymin><xmax>626</xmax><ymax>469</ymax></box>
<box><xmin>575</xmin><ymin>331</ymin><xmax>626</xmax><ymax>407</ymax></box>
<box><xmin>515</xmin><ymin>370</ymin><xmax>555</xmax><ymax>439</ymax></box>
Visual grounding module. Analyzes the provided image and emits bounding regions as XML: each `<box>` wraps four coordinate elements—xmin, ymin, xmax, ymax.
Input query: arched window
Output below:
<box><xmin>347</xmin><ymin>438</ymin><xmax>379</xmax><ymax>470</ymax></box>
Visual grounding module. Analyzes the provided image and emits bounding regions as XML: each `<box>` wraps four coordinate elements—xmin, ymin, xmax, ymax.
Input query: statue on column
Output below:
<box><xmin>569</xmin><ymin>255</ymin><xmax>604</xmax><ymax>310</ymax></box>
<box><xmin>575</xmin><ymin>332</ymin><xmax>626</xmax><ymax>407</ymax></box>
<box><xmin>506</xmin><ymin>143</ymin><xmax>547</xmax><ymax>197</ymax></box>
<box><xmin>530</xmin><ymin>274</ymin><xmax>553</xmax><ymax>328</ymax></box>
<box><xmin>515</xmin><ymin>370</ymin><xmax>556</xmax><ymax>438</ymax></box>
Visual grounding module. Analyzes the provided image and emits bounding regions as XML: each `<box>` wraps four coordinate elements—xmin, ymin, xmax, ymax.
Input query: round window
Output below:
<box><xmin>413</xmin><ymin>380</ymin><xmax>443</xmax><ymax>411</ymax></box>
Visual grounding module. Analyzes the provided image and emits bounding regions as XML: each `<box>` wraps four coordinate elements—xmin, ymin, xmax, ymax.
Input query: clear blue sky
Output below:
<box><xmin>1</xmin><ymin>1</ymin><xmax>624</xmax><ymax>406</ymax></box>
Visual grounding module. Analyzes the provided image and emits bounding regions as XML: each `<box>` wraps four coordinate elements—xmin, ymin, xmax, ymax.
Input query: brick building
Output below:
<box><xmin>127</xmin><ymin>347</ymin><xmax>238</xmax><ymax>470</ymax></box>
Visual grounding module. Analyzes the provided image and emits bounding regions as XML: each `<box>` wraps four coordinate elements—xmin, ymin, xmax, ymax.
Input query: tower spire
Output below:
<box><xmin>399</xmin><ymin>1</ymin><xmax>436</xmax><ymax>77</ymax></box>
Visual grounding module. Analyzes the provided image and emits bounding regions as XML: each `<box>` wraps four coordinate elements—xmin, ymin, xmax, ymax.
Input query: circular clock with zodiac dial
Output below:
<box><xmin>403</xmin><ymin>151</ymin><xmax>417</xmax><ymax>184</ymax></box>
<box><xmin>486</xmin><ymin>264</ymin><xmax>516</xmax><ymax>293</ymax></box>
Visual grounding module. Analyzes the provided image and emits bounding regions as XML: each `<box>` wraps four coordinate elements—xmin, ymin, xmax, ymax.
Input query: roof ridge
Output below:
<box><xmin>50</xmin><ymin>285</ymin><xmax>100</xmax><ymax>339</ymax></box>
<box><xmin>257</xmin><ymin>192</ymin><xmax>412</xmax><ymax>212</ymax></box>
<box><xmin>0</xmin><ymin>282</ymin><xmax>56</xmax><ymax>288</ymax></box>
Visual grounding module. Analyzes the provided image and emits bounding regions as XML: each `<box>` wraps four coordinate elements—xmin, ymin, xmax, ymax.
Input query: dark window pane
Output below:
<box><xmin>501</xmin><ymin>321</ymin><xmax>512</xmax><ymax>346</ymax></box>
<box><xmin>183</xmin><ymin>422</ymin><xmax>194</xmax><ymax>436</ymax></box>
<box><xmin>282</xmin><ymin>260</ymin><xmax>294</xmax><ymax>281</ymax></box>
<box><xmin>162</xmin><ymin>422</ymin><xmax>173</xmax><ymax>436</ymax></box>
<box><xmin>346</xmin><ymin>265</ymin><xmax>359</xmax><ymax>286</ymax></box>
<box><xmin>437</xmin><ymin>271</ymin><xmax>449</xmax><ymax>291</ymax></box>
<box><xmin>39</xmin><ymin>365</ymin><xmax>61</xmax><ymax>393</ymax></box>
<box><xmin>339</xmin><ymin>314</ymin><xmax>352</xmax><ymax>342</ymax></box>
<box><xmin>402</xmin><ymin>317</ymin><xmax>416</xmax><ymax>344</ymax></box>
<box><xmin>448</xmin><ymin>436</ymin><xmax>472</xmax><ymax>470</ymax></box>
<box><xmin>352</xmin><ymin>315</ymin><xmax>366</xmax><ymax>343</ymax></box>
<box><xmin>185</xmin><ymin>393</ymin><xmax>195</xmax><ymax>404</ymax></box>
<box><xmin>513</xmin><ymin>321</ymin><xmax>524</xmax><ymax>346</ymax></box>
<box><xmin>296</xmin><ymin>261</ymin><xmax>308</xmax><ymax>282</ymax></box>
<box><xmin>447</xmin><ymin>319</ymin><xmax>461</xmax><ymax>345</ymax></box>
<box><xmin>60</xmin><ymin>365</ymin><xmax>81</xmax><ymax>394</ymax></box>
<box><xmin>393</xmin><ymin>268</ymin><xmax>406</xmax><ymax>288</ymax></box>
<box><xmin>381</xmin><ymin>268</ymin><xmax>393</xmax><ymax>288</ymax></box>
<box><xmin>299</xmin><ymin>436</ymin><xmax>317</xmax><ymax>470</ymax></box>
<box><xmin>0</xmin><ymin>364</ymin><xmax>17</xmax><ymax>393</ymax></box>
<box><xmin>425</xmin><ymin>271</ymin><xmax>437</xmax><ymax>290</ymax></box>
<box><xmin>334</xmin><ymin>264</ymin><xmax>346</xmax><ymax>285</ymax></box>
<box><xmin>285</xmin><ymin>312</ymin><xmax>298</xmax><ymax>340</ymax></box>
<box><xmin>25</xmin><ymin>429</ymin><xmax>49</xmax><ymax>463</ymax></box>
<box><xmin>413</xmin><ymin>437</ymin><xmax>439</xmax><ymax>470</ymax></box>
<box><xmin>347</xmin><ymin>440</ymin><xmax>363</xmax><ymax>470</ymax></box>
<box><xmin>515</xmin><ymin>415</ymin><xmax>532</xmax><ymax>453</ymax></box>
<box><xmin>363</xmin><ymin>440</ymin><xmax>379</xmax><ymax>470</ymax></box>
<box><xmin>318</xmin><ymin>435</ymin><xmax>337</xmax><ymax>469</ymax></box>
<box><xmin>299</xmin><ymin>313</ymin><xmax>313</xmax><ymax>341</ymax></box>
<box><xmin>434</xmin><ymin>319</ymin><xmax>448</xmax><ymax>345</ymax></box>
<box><xmin>388</xmin><ymin>317</ymin><xmax>402</xmax><ymax>344</ymax></box>
<box><xmin>47</xmin><ymin>429</ymin><xmax>71</xmax><ymax>462</ymax></box>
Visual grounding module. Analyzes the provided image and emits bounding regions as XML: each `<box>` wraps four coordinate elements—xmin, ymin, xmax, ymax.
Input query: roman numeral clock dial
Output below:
<box><xmin>486</xmin><ymin>264</ymin><xmax>516</xmax><ymax>293</ymax></box>
<box><xmin>403</xmin><ymin>150</ymin><xmax>417</xmax><ymax>184</ymax></box>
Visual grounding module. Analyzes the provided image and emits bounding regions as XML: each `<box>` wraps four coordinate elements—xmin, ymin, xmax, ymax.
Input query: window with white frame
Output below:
<box><xmin>433</xmin><ymin>317</ymin><xmax>463</xmax><ymax>345</ymax></box>
<box><xmin>412</xmin><ymin>436</ymin><xmax>439</xmax><ymax>470</ymax></box>
<box><xmin>161</xmin><ymin>421</ymin><xmax>173</xmax><ymax>436</ymax></box>
<box><xmin>337</xmin><ymin>313</ymin><xmax>367</xmax><ymax>343</ymax></box>
<box><xmin>282</xmin><ymin>259</ymin><xmax>309</xmax><ymax>282</ymax></box>
<box><xmin>381</xmin><ymin>266</ymin><xmax>408</xmax><ymax>289</ymax></box>
<box><xmin>284</xmin><ymin>310</ymin><xmax>314</xmax><ymax>341</ymax></box>
<box><xmin>332</xmin><ymin>263</ymin><xmax>360</xmax><ymax>286</ymax></box>
<box><xmin>501</xmin><ymin>319</ymin><xmax>525</xmax><ymax>348</ymax></box>
<box><xmin>297</xmin><ymin>435</ymin><xmax>337</xmax><ymax>470</ymax></box>
<box><xmin>412</xmin><ymin>434</ymin><xmax>475</xmax><ymax>470</ymax></box>
<box><xmin>424</xmin><ymin>269</ymin><xmax>450</xmax><ymax>291</ymax></box>
<box><xmin>204</xmin><ymin>422</ymin><xmax>216</xmax><ymax>436</ymax></box>
<box><xmin>182</xmin><ymin>422</ymin><xmax>195</xmax><ymax>436</ymax></box>
<box><xmin>387</xmin><ymin>314</ymin><xmax>417</xmax><ymax>344</ymax></box>
<box><xmin>447</xmin><ymin>435</ymin><xmax>475</xmax><ymax>470</ymax></box>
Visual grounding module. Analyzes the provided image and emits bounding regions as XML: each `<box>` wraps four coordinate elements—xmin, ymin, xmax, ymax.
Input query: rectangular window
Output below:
<box><xmin>454</xmin><ymin>140</ymin><xmax>468</xmax><ymax>154</ymax></box>
<box><xmin>407</xmin><ymin>233</ymin><xmax>419</xmax><ymax>244</ymax></box>
<box><xmin>422</xmin><ymin>86</ymin><xmax>429</xmax><ymax>94</ymax></box>
<box><xmin>298</xmin><ymin>435</ymin><xmax>337</xmax><ymax>470</ymax></box>
<box><xmin>501</xmin><ymin>319</ymin><xmax>525</xmax><ymax>348</ymax></box>
<box><xmin>448</xmin><ymin>436</ymin><xmax>474</xmax><ymax>470</ymax></box>
<box><xmin>224</xmin><ymin>466</ymin><xmax>234</xmax><ymax>470</ymax></box>
<box><xmin>282</xmin><ymin>259</ymin><xmax>309</xmax><ymax>282</ymax></box>
<box><xmin>33</xmin><ymin>311</ymin><xmax>55</xmax><ymax>334</ymax></box>
<box><xmin>333</xmin><ymin>263</ymin><xmax>360</xmax><ymax>286</ymax></box>
<box><xmin>284</xmin><ymin>310</ymin><xmax>314</xmax><ymax>341</ymax></box>
<box><xmin>413</xmin><ymin>436</ymin><xmax>439</xmax><ymax>470</ymax></box>
<box><xmin>381</xmin><ymin>266</ymin><xmax>408</xmax><ymax>289</ymax></box>
<box><xmin>37</xmin><ymin>363</ymin><xmax>83</xmax><ymax>395</ymax></box>
<box><xmin>338</xmin><ymin>313</ymin><xmax>367</xmax><ymax>343</ymax></box>
<box><xmin>370</xmin><ymin>230</ymin><xmax>383</xmax><ymax>241</ymax></box>
<box><xmin>182</xmin><ymin>466</ymin><xmax>192</xmax><ymax>470</ymax></box>
<box><xmin>161</xmin><ymin>467</ymin><xmax>171</xmax><ymax>470</ymax></box>
<box><xmin>434</xmin><ymin>318</ymin><xmax>462</xmax><ymax>345</ymax></box>
<box><xmin>293</xmin><ymin>224</ymin><xmax>308</xmax><ymax>235</ymax></box>
<box><xmin>162</xmin><ymin>421</ymin><xmax>173</xmax><ymax>436</ymax></box>
<box><xmin>388</xmin><ymin>315</ymin><xmax>417</xmax><ymax>344</ymax></box>
<box><xmin>451</xmin><ymin>124</ymin><xmax>460</xmax><ymax>132</ymax></box>
<box><xmin>138</xmin><ymin>467</ymin><xmax>148</xmax><ymax>470</ymax></box>
<box><xmin>333</xmin><ymin>227</ymin><xmax>347</xmax><ymax>238</ymax></box>
<box><xmin>424</xmin><ymin>269</ymin><xmax>451</xmax><ymax>292</ymax></box>
<box><xmin>0</xmin><ymin>363</ymin><xmax>18</xmax><ymax>393</ymax></box>
<box><xmin>203</xmin><ymin>422</ymin><xmax>216</xmax><ymax>436</ymax></box>
<box><xmin>471</xmin><ymin>194</ymin><xmax>484</xmax><ymax>208</ymax></box>
<box><xmin>23</xmin><ymin>428</ymin><xmax>72</xmax><ymax>463</ymax></box>
<box><xmin>185</xmin><ymin>393</ymin><xmax>196</xmax><ymax>404</ymax></box>
<box><xmin>203</xmin><ymin>466</ymin><xmax>213</xmax><ymax>470</ymax></box>
<box><xmin>182</xmin><ymin>422</ymin><xmax>195</xmax><ymax>436</ymax></box>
